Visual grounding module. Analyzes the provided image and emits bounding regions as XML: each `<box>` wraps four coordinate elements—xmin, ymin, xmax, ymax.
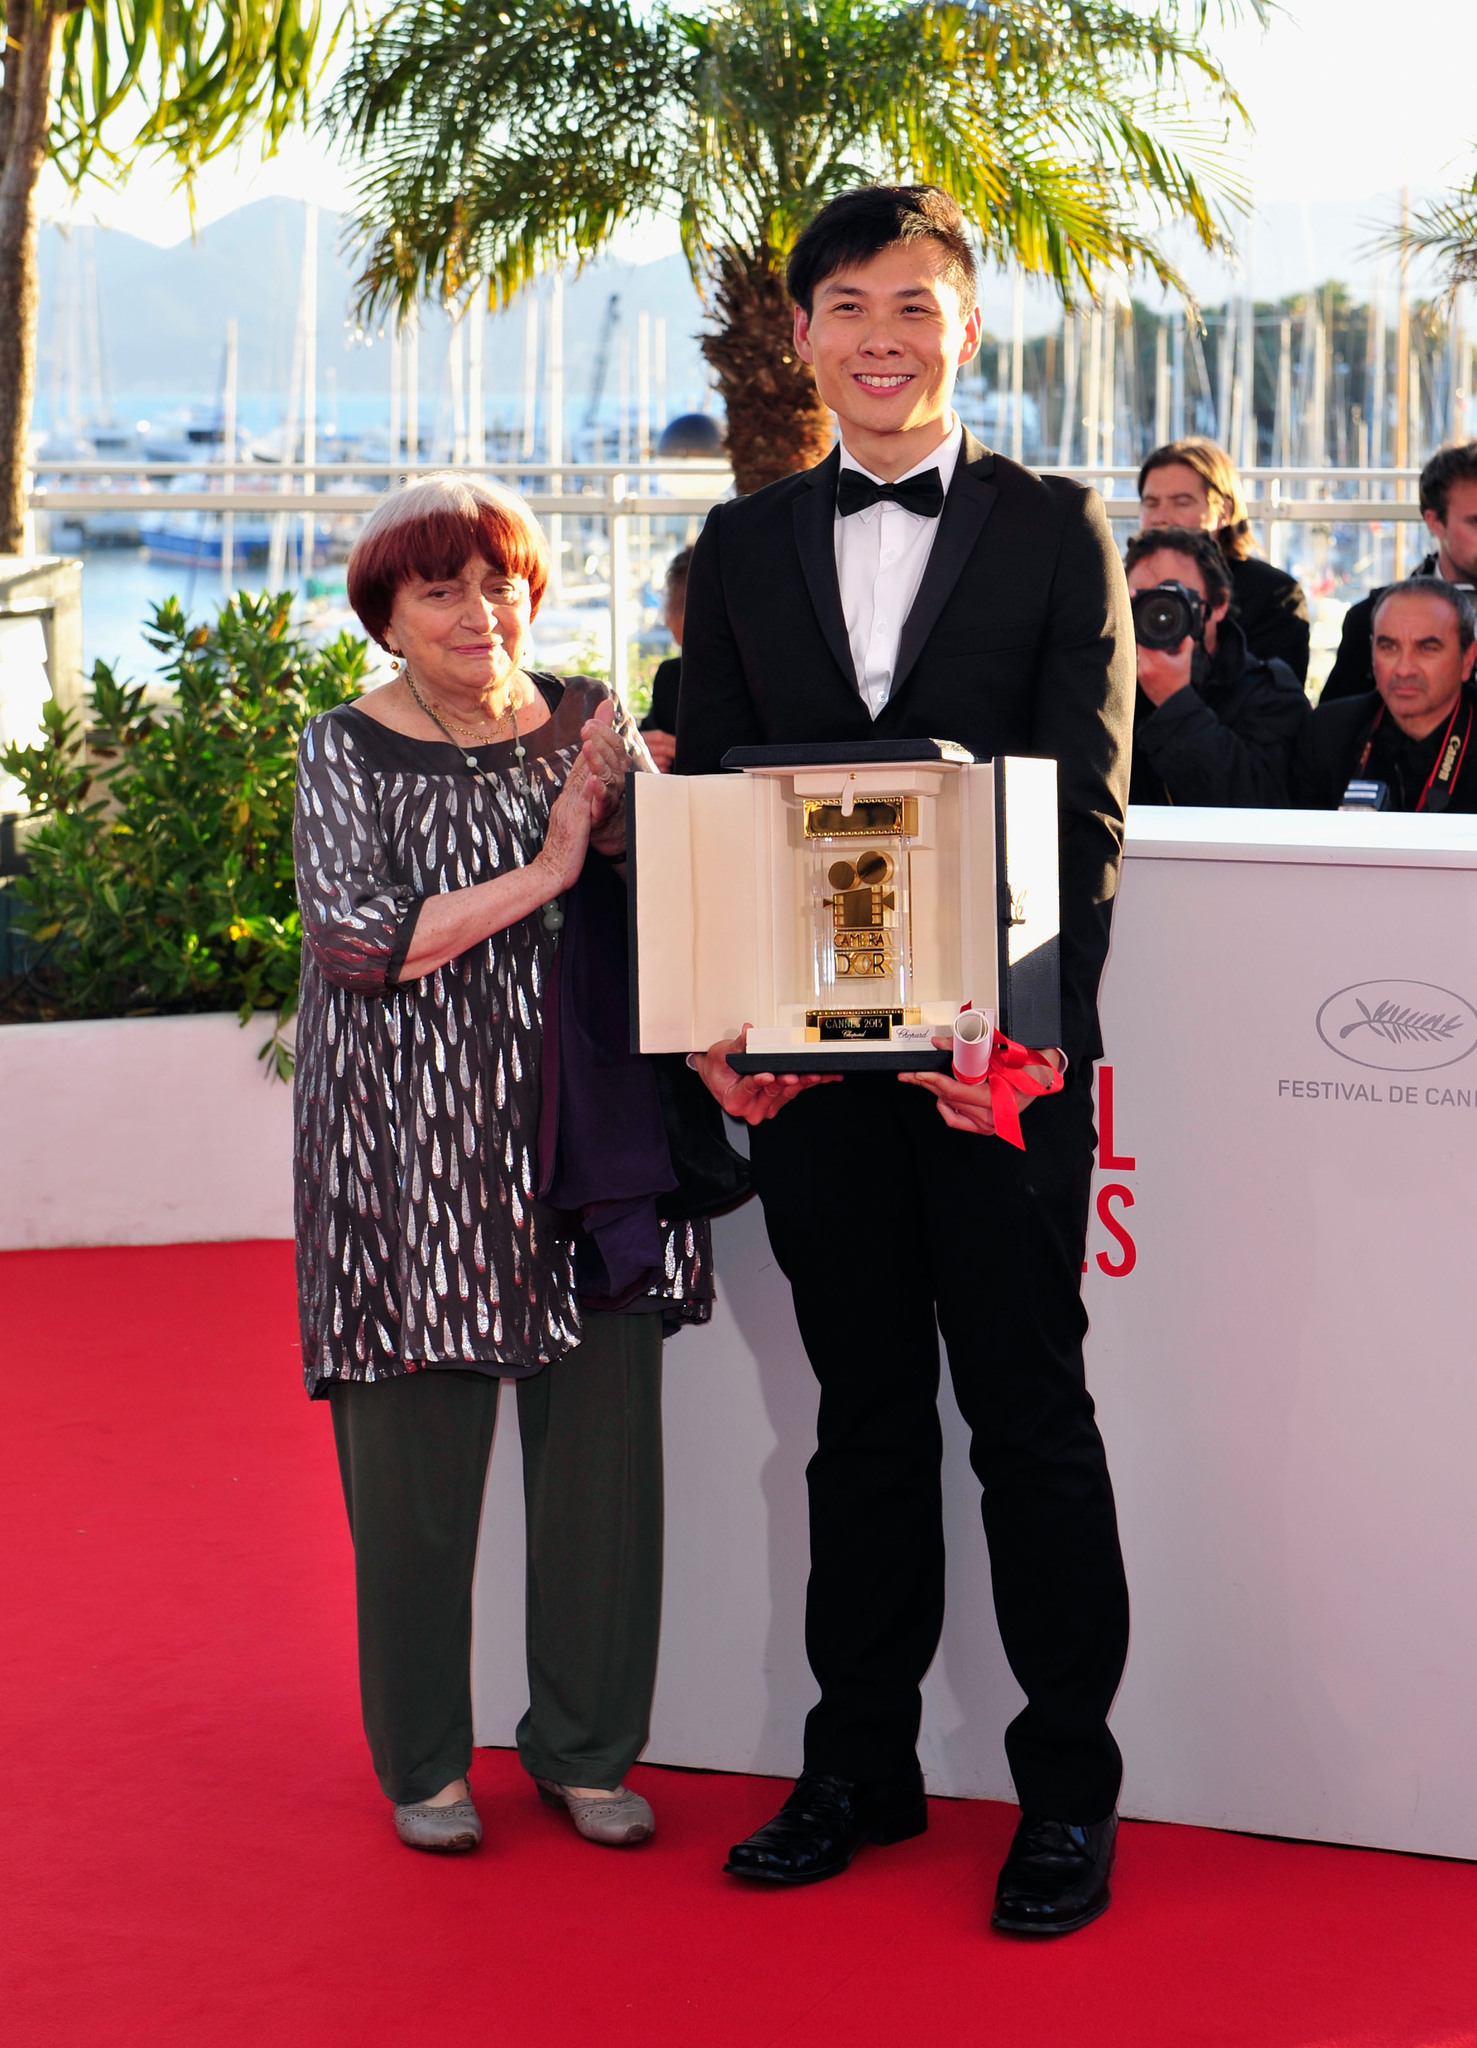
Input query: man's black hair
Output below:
<box><xmin>1372</xmin><ymin>576</ymin><xmax>1477</xmax><ymax>649</ymax></box>
<box><xmin>1123</xmin><ymin>525</ymin><xmax>1232</xmax><ymax>606</ymax></box>
<box><xmin>1419</xmin><ymin>442</ymin><xmax>1477</xmax><ymax>525</ymax></box>
<box><xmin>664</xmin><ymin>545</ymin><xmax>693</xmax><ymax>595</ymax></box>
<box><xmin>786</xmin><ymin>186</ymin><xmax>978</xmax><ymax>318</ymax></box>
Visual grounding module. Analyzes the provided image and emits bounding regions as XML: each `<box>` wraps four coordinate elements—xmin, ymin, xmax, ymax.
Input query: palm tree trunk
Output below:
<box><xmin>0</xmin><ymin>0</ymin><xmax>62</xmax><ymax>555</ymax></box>
<box><xmin>700</xmin><ymin>243</ymin><xmax>833</xmax><ymax>496</ymax></box>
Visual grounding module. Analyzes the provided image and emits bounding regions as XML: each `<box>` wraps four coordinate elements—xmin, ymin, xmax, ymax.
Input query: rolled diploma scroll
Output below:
<box><xmin>952</xmin><ymin>1006</ymin><xmax>995</xmax><ymax>1083</ymax></box>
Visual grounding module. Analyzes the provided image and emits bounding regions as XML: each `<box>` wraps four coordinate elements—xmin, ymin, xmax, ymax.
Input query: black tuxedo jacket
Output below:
<box><xmin>674</xmin><ymin>430</ymin><xmax>1135</xmax><ymax>1072</ymax></box>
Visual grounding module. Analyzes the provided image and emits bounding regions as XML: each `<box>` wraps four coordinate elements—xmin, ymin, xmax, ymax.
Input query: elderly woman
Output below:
<box><xmin>293</xmin><ymin>474</ymin><xmax>707</xmax><ymax>1854</ymax></box>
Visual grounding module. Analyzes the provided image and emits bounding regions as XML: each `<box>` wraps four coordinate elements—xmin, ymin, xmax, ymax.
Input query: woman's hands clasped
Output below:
<box><xmin>531</xmin><ymin>696</ymin><xmax>640</xmax><ymax>901</ymax></box>
<box><xmin>579</xmin><ymin>698</ymin><xmax>633</xmax><ymax>858</ymax></box>
<box><xmin>533</xmin><ymin>761</ymin><xmax>601</xmax><ymax>897</ymax></box>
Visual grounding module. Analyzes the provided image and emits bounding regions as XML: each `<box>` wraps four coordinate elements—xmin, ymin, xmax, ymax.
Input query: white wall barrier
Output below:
<box><xmin>1083</xmin><ymin>810</ymin><xmax>1477</xmax><ymax>1859</ymax></box>
<box><xmin>0</xmin><ymin>1011</ymin><xmax>292</xmax><ymax>1249</ymax></box>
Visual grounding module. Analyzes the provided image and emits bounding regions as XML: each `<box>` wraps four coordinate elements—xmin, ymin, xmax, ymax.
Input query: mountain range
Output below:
<box><xmin>36</xmin><ymin>199</ymin><xmax>716</xmax><ymax>425</ymax></box>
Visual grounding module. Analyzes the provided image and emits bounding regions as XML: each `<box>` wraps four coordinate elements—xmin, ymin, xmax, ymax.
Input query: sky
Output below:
<box><xmin>1208</xmin><ymin>0</ymin><xmax>1471</xmax><ymax>204</ymax></box>
<box><xmin>37</xmin><ymin>0</ymin><xmax>1477</xmax><ymax>274</ymax></box>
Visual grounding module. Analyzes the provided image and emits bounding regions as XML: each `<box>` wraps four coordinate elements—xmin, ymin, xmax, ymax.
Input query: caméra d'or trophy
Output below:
<box><xmin>628</xmin><ymin>740</ymin><xmax>1060</xmax><ymax>1072</ymax></box>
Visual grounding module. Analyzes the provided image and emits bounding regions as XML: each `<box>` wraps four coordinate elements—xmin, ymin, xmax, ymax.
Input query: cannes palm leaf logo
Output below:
<box><xmin>1338</xmin><ymin>998</ymin><xmax>1465</xmax><ymax>1045</ymax></box>
<box><xmin>1317</xmin><ymin>980</ymin><xmax>1477</xmax><ymax>1070</ymax></box>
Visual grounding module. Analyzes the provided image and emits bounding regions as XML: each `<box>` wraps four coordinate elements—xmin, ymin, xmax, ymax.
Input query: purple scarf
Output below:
<box><xmin>536</xmin><ymin>854</ymin><xmax>676</xmax><ymax>1309</ymax></box>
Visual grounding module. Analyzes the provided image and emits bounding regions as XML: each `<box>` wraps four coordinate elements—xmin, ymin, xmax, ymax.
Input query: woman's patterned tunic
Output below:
<box><xmin>291</xmin><ymin>674</ymin><xmax>709</xmax><ymax>1398</ymax></box>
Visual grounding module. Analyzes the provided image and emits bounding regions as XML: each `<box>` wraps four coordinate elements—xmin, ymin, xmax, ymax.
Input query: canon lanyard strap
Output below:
<box><xmin>1355</xmin><ymin>696</ymin><xmax>1473</xmax><ymax>813</ymax></box>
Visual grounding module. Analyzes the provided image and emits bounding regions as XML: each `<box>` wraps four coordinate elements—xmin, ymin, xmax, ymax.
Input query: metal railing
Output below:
<box><xmin>1071</xmin><ymin>466</ymin><xmax>1427</xmax><ymax>527</ymax></box>
<box><xmin>25</xmin><ymin>456</ymin><xmax>1427</xmax><ymax>521</ymax></box>
<box><xmin>24</xmin><ymin>456</ymin><xmax>1434</xmax><ymax>692</ymax></box>
<box><xmin>28</xmin><ymin>458</ymin><xmax>734</xmax><ymax>695</ymax></box>
<box><xmin>27</xmin><ymin>457</ymin><xmax>734</xmax><ymax>518</ymax></box>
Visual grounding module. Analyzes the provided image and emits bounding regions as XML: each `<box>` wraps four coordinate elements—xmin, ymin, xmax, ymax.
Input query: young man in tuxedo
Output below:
<box><xmin>676</xmin><ymin>185</ymin><xmax>1135</xmax><ymax>1936</ymax></box>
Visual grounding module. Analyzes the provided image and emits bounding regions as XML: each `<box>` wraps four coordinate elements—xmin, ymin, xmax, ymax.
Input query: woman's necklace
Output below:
<box><xmin>402</xmin><ymin>665</ymin><xmax>512</xmax><ymax>741</ymax></box>
<box><xmin>401</xmin><ymin>664</ymin><xmax>564</xmax><ymax>934</ymax></box>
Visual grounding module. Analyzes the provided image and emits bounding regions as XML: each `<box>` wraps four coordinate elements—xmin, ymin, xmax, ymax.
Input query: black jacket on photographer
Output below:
<box><xmin>1128</xmin><ymin>615</ymin><xmax>1309</xmax><ymax>807</ymax></box>
<box><xmin>1228</xmin><ymin>552</ymin><xmax>1311</xmax><ymax>682</ymax></box>
<box><xmin>1294</xmin><ymin>681</ymin><xmax>1477</xmax><ymax>811</ymax></box>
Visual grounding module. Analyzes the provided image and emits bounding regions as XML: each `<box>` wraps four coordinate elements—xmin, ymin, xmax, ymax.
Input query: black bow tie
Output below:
<box><xmin>836</xmin><ymin>467</ymin><xmax>946</xmax><ymax>520</ymax></box>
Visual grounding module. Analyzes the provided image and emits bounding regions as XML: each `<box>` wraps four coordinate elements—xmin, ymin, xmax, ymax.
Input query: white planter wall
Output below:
<box><xmin>0</xmin><ymin>1011</ymin><xmax>292</xmax><ymax>1248</ymax></box>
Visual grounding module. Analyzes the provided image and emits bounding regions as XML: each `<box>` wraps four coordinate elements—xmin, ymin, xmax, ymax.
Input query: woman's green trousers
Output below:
<box><xmin>328</xmin><ymin>1312</ymin><xmax>664</xmax><ymax>1806</ymax></box>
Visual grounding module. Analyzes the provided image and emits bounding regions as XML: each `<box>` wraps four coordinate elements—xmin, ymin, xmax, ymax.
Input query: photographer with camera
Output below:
<box><xmin>1294</xmin><ymin>580</ymin><xmax>1477</xmax><ymax>812</ymax></box>
<box><xmin>1124</xmin><ymin>527</ymin><xmax>1309</xmax><ymax>808</ymax></box>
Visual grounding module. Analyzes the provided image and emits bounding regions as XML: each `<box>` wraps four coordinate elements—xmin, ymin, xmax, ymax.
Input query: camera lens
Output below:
<box><xmin>1130</xmin><ymin>579</ymin><xmax>1209</xmax><ymax>651</ymax></box>
<box><xmin>1131</xmin><ymin>586</ymin><xmax>1195</xmax><ymax>649</ymax></box>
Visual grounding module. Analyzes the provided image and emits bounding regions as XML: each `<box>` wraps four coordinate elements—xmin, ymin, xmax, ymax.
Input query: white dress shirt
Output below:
<box><xmin>834</xmin><ymin>417</ymin><xmax>963</xmax><ymax>718</ymax></box>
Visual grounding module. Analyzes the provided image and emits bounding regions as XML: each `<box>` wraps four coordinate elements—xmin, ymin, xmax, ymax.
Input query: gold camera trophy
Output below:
<box><xmin>628</xmin><ymin>740</ymin><xmax>1059</xmax><ymax>1072</ymax></box>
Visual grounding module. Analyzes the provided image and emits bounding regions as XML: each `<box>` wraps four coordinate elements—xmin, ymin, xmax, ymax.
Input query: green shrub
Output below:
<box><xmin>0</xmin><ymin>591</ymin><xmax>370</xmax><ymax>1073</ymax></box>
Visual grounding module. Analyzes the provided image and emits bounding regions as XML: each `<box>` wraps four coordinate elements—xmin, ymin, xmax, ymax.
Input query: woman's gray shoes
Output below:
<box><xmin>535</xmin><ymin>1779</ymin><xmax>655</xmax><ymax>1846</ymax></box>
<box><xmin>393</xmin><ymin>1797</ymin><xmax>483</xmax><ymax>1852</ymax></box>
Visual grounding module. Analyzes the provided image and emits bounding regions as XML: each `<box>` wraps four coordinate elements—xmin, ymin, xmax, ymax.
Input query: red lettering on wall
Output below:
<box><xmin>1098</xmin><ymin>1064</ymin><xmax>1136</xmax><ymax>1170</ymax></box>
<box><xmin>1095</xmin><ymin>1184</ymin><xmax>1137</xmax><ymax>1276</ymax></box>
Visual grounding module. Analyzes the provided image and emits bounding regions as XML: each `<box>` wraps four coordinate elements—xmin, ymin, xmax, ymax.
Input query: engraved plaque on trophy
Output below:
<box><xmin>628</xmin><ymin>739</ymin><xmax>1060</xmax><ymax>1073</ymax></box>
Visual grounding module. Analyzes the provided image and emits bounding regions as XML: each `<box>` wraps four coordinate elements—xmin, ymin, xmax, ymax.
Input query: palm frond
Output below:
<box><xmin>51</xmin><ymin>0</ymin><xmax>335</xmax><ymax>191</ymax></box>
<box><xmin>330</xmin><ymin>0</ymin><xmax>681</xmax><ymax>313</ymax></box>
<box><xmin>330</xmin><ymin>0</ymin><xmax>1268</xmax><ymax>476</ymax></box>
<box><xmin>1373</xmin><ymin>168</ymin><xmax>1477</xmax><ymax>295</ymax></box>
<box><xmin>336</xmin><ymin>0</ymin><xmax>1263</xmax><ymax>313</ymax></box>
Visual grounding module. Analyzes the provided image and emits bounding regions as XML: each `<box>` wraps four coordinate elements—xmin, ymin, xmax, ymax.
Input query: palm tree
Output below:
<box><xmin>1394</xmin><ymin>162</ymin><xmax>1477</xmax><ymax>294</ymax></box>
<box><xmin>333</xmin><ymin>0</ymin><xmax>1267</xmax><ymax>493</ymax></box>
<box><xmin>0</xmin><ymin>0</ymin><xmax>333</xmax><ymax>554</ymax></box>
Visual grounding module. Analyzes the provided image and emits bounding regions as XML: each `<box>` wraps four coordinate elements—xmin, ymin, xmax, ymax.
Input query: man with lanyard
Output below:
<box><xmin>676</xmin><ymin>184</ymin><xmax>1134</xmax><ymax>1937</ymax></box>
<box><xmin>1295</xmin><ymin>580</ymin><xmax>1477</xmax><ymax>811</ymax></box>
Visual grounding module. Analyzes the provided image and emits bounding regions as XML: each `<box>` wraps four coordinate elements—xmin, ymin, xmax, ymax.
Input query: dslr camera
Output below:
<box><xmin>1131</xmin><ymin>580</ymin><xmax>1207</xmax><ymax>651</ymax></box>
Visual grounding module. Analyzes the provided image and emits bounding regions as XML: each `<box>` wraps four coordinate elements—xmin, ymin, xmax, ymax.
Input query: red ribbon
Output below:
<box><xmin>954</xmin><ymin>1030</ymin><xmax>1063</xmax><ymax>1149</ymax></box>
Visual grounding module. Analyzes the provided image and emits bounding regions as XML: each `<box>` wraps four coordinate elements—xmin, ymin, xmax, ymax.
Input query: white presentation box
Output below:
<box><xmin>628</xmin><ymin>741</ymin><xmax>1060</xmax><ymax>1072</ymax></box>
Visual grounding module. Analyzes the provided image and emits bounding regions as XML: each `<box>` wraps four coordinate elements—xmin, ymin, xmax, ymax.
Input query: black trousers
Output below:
<box><xmin>328</xmin><ymin>1313</ymin><xmax>664</xmax><ymax>1806</ymax></box>
<box><xmin>749</xmin><ymin>1072</ymin><xmax>1129</xmax><ymax>1822</ymax></box>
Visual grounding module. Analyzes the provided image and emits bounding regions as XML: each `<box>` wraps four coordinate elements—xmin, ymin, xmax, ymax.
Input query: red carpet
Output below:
<box><xmin>5</xmin><ymin>1241</ymin><xmax>1477</xmax><ymax>2047</ymax></box>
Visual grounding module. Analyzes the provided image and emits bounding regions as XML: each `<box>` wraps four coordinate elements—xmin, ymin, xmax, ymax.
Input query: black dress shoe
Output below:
<box><xmin>724</xmin><ymin>1770</ymin><xmax>928</xmax><ymax>1885</ymax></box>
<box><xmin>991</xmin><ymin>1811</ymin><xmax>1118</xmax><ymax>1935</ymax></box>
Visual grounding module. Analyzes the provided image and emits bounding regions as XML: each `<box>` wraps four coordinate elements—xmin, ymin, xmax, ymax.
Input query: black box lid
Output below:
<box><xmin>720</xmin><ymin>738</ymin><xmax>976</xmax><ymax>771</ymax></box>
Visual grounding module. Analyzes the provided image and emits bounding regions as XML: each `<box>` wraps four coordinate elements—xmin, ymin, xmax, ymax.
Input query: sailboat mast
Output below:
<box><xmin>301</xmin><ymin>202</ymin><xmax>318</xmax><ymax>580</ymax></box>
<box><xmin>221</xmin><ymin>318</ymin><xmax>238</xmax><ymax>597</ymax></box>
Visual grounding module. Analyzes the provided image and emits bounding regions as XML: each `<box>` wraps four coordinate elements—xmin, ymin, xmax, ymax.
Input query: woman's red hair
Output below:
<box><xmin>347</xmin><ymin>474</ymin><xmax>550</xmax><ymax>646</ymax></box>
